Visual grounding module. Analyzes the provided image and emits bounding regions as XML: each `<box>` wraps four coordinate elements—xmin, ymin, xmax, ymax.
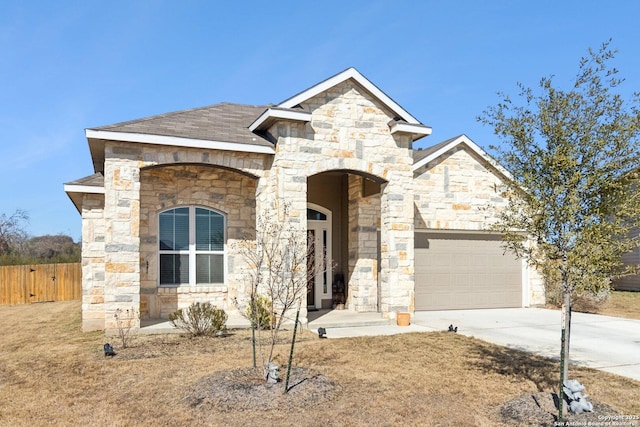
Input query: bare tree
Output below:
<box><xmin>234</xmin><ymin>203</ymin><xmax>334</xmax><ymax>381</ymax></box>
<box><xmin>0</xmin><ymin>209</ymin><xmax>29</xmax><ymax>255</ymax></box>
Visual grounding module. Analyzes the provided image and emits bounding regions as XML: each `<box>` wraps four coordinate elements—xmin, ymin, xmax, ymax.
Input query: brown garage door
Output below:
<box><xmin>414</xmin><ymin>232</ymin><xmax>522</xmax><ymax>310</ymax></box>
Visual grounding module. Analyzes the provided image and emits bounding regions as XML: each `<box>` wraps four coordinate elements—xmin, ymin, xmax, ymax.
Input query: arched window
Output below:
<box><xmin>159</xmin><ymin>207</ymin><xmax>225</xmax><ymax>285</ymax></box>
<box><xmin>307</xmin><ymin>208</ymin><xmax>327</xmax><ymax>221</ymax></box>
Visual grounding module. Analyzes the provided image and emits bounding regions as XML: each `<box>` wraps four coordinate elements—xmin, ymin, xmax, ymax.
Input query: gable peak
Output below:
<box><xmin>277</xmin><ymin>67</ymin><xmax>422</xmax><ymax>125</ymax></box>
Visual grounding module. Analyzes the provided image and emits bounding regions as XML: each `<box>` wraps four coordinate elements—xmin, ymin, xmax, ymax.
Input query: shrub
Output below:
<box><xmin>168</xmin><ymin>302</ymin><xmax>228</xmax><ymax>337</ymax></box>
<box><xmin>245</xmin><ymin>294</ymin><xmax>273</xmax><ymax>330</ymax></box>
<box><xmin>572</xmin><ymin>289</ymin><xmax>610</xmax><ymax>313</ymax></box>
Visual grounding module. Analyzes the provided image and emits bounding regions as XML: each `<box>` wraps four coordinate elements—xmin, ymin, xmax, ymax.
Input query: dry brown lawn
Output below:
<box><xmin>0</xmin><ymin>301</ymin><xmax>638</xmax><ymax>426</ymax></box>
<box><xmin>588</xmin><ymin>290</ymin><xmax>640</xmax><ymax>319</ymax></box>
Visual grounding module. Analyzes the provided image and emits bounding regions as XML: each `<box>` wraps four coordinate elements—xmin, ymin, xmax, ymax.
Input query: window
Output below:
<box><xmin>159</xmin><ymin>207</ymin><xmax>225</xmax><ymax>285</ymax></box>
<box><xmin>307</xmin><ymin>208</ymin><xmax>327</xmax><ymax>221</ymax></box>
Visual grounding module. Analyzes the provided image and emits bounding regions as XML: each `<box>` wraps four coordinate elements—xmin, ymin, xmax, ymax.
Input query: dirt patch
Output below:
<box><xmin>500</xmin><ymin>392</ymin><xmax>620</xmax><ymax>426</ymax></box>
<box><xmin>184</xmin><ymin>366</ymin><xmax>341</xmax><ymax>411</ymax></box>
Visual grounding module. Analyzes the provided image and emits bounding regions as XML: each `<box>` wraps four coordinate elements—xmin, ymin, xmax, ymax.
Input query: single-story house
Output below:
<box><xmin>64</xmin><ymin>68</ymin><xmax>545</xmax><ymax>333</ymax></box>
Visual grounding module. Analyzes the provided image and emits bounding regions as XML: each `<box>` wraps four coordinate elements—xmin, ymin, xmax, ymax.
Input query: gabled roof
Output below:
<box><xmin>73</xmin><ymin>68</ymin><xmax>433</xmax><ymax>198</ymax></box>
<box><xmin>412</xmin><ymin>135</ymin><xmax>460</xmax><ymax>164</ymax></box>
<box><xmin>64</xmin><ymin>173</ymin><xmax>105</xmax><ymax>212</ymax></box>
<box><xmin>279</xmin><ymin>67</ymin><xmax>423</xmax><ymax>124</ymax></box>
<box><xmin>251</xmin><ymin>67</ymin><xmax>432</xmax><ymax>138</ymax></box>
<box><xmin>412</xmin><ymin>134</ymin><xmax>513</xmax><ymax>181</ymax></box>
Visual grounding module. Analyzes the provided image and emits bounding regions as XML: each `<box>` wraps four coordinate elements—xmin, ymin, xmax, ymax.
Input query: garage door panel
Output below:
<box><xmin>415</xmin><ymin>233</ymin><xmax>522</xmax><ymax>310</ymax></box>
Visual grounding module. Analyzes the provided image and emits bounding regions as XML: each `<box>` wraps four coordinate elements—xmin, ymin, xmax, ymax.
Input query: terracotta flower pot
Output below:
<box><xmin>396</xmin><ymin>312</ymin><xmax>410</xmax><ymax>326</ymax></box>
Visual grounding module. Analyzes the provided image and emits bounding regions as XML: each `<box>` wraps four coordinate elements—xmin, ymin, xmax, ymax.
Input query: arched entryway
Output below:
<box><xmin>307</xmin><ymin>170</ymin><xmax>384</xmax><ymax>313</ymax></box>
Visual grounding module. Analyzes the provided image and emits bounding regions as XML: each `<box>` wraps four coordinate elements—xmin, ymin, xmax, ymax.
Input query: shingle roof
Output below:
<box><xmin>413</xmin><ymin>135</ymin><xmax>463</xmax><ymax>163</ymax></box>
<box><xmin>64</xmin><ymin>173</ymin><xmax>105</xmax><ymax>212</ymax></box>
<box><xmin>64</xmin><ymin>172</ymin><xmax>104</xmax><ymax>188</ymax></box>
<box><xmin>90</xmin><ymin>102</ymin><xmax>273</xmax><ymax>147</ymax></box>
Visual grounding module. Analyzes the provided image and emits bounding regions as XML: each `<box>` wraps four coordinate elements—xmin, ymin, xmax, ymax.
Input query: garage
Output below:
<box><xmin>414</xmin><ymin>232</ymin><xmax>523</xmax><ymax>310</ymax></box>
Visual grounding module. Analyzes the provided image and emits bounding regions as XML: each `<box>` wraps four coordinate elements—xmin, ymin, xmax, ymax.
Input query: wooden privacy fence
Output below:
<box><xmin>0</xmin><ymin>263</ymin><xmax>82</xmax><ymax>305</ymax></box>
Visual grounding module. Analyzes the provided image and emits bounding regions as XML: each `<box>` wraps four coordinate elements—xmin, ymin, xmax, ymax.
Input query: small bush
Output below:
<box><xmin>545</xmin><ymin>275</ymin><xmax>611</xmax><ymax>312</ymax></box>
<box><xmin>169</xmin><ymin>302</ymin><xmax>228</xmax><ymax>337</ymax></box>
<box><xmin>572</xmin><ymin>290</ymin><xmax>610</xmax><ymax>313</ymax></box>
<box><xmin>245</xmin><ymin>295</ymin><xmax>273</xmax><ymax>330</ymax></box>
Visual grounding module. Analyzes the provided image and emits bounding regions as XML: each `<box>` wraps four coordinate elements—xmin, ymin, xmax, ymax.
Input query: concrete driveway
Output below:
<box><xmin>412</xmin><ymin>308</ymin><xmax>640</xmax><ymax>381</ymax></box>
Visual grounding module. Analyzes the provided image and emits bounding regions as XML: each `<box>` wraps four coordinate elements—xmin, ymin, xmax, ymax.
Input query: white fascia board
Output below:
<box><xmin>412</xmin><ymin>135</ymin><xmax>513</xmax><ymax>180</ymax></box>
<box><xmin>248</xmin><ymin>108</ymin><xmax>312</xmax><ymax>132</ymax></box>
<box><xmin>64</xmin><ymin>184</ymin><xmax>105</xmax><ymax>194</ymax></box>
<box><xmin>390</xmin><ymin>121</ymin><xmax>432</xmax><ymax>137</ymax></box>
<box><xmin>279</xmin><ymin>68</ymin><xmax>422</xmax><ymax>125</ymax></box>
<box><xmin>85</xmin><ymin>129</ymin><xmax>275</xmax><ymax>154</ymax></box>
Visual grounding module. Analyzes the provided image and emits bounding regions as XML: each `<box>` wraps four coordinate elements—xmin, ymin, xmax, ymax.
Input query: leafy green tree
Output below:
<box><xmin>479</xmin><ymin>40</ymin><xmax>640</xmax><ymax>421</ymax></box>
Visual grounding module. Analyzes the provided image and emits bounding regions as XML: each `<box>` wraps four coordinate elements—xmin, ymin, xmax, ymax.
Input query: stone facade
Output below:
<box><xmin>92</xmin><ymin>142</ymin><xmax>268</xmax><ymax>332</ymax></box>
<box><xmin>266</xmin><ymin>80</ymin><xmax>416</xmax><ymax>317</ymax></box>
<box><xmin>103</xmin><ymin>156</ymin><xmax>141</xmax><ymax>331</ymax></box>
<box><xmin>413</xmin><ymin>146</ymin><xmax>507</xmax><ymax>230</ymax></box>
<box><xmin>81</xmin><ymin>194</ymin><xmax>106</xmax><ymax>331</ymax></box>
<box><xmin>347</xmin><ymin>175</ymin><xmax>380</xmax><ymax>312</ymax></box>
<box><xmin>139</xmin><ymin>164</ymin><xmax>257</xmax><ymax>319</ymax></box>
<box><xmin>70</xmin><ymin>69</ymin><xmax>545</xmax><ymax>333</ymax></box>
<box><xmin>413</xmin><ymin>143</ymin><xmax>545</xmax><ymax>305</ymax></box>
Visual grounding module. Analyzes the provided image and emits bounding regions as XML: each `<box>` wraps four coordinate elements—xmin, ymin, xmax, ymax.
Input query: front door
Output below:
<box><xmin>307</xmin><ymin>204</ymin><xmax>332</xmax><ymax>310</ymax></box>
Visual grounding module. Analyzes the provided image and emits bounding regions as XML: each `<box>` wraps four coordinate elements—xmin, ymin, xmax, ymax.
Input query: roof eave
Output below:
<box><xmin>85</xmin><ymin>129</ymin><xmax>277</xmax><ymax>154</ymax></box>
<box><xmin>63</xmin><ymin>184</ymin><xmax>105</xmax><ymax>213</ymax></box>
<box><xmin>389</xmin><ymin>122</ymin><xmax>432</xmax><ymax>141</ymax></box>
<box><xmin>249</xmin><ymin>108</ymin><xmax>312</xmax><ymax>132</ymax></box>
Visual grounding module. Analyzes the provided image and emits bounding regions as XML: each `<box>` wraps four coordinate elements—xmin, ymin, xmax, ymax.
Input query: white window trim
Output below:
<box><xmin>158</xmin><ymin>206</ymin><xmax>226</xmax><ymax>286</ymax></box>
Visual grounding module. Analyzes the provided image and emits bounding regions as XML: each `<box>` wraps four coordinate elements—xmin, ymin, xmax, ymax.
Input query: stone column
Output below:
<box><xmin>379</xmin><ymin>172</ymin><xmax>415</xmax><ymax>319</ymax></box>
<box><xmin>103</xmin><ymin>152</ymin><xmax>141</xmax><ymax>332</ymax></box>
<box><xmin>347</xmin><ymin>175</ymin><xmax>379</xmax><ymax>312</ymax></box>
<box><xmin>81</xmin><ymin>194</ymin><xmax>106</xmax><ymax>332</ymax></box>
<box><xmin>255</xmin><ymin>121</ymin><xmax>309</xmax><ymax>323</ymax></box>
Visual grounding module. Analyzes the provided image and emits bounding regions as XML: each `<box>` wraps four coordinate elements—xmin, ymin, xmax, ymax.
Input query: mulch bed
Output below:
<box><xmin>500</xmin><ymin>392</ymin><xmax>620</xmax><ymax>426</ymax></box>
<box><xmin>184</xmin><ymin>366</ymin><xmax>341</xmax><ymax>411</ymax></box>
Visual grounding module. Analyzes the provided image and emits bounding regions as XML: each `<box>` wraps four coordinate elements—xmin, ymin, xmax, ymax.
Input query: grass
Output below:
<box><xmin>0</xmin><ymin>301</ymin><xmax>638</xmax><ymax>426</ymax></box>
<box><xmin>553</xmin><ymin>290</ymin><xmax>640</xmax><ymax>320</ymax></box>
<box><xmin>589</xmin><ymin>290</ymin><xmax>640</xmax><ymax>319</ymax></box>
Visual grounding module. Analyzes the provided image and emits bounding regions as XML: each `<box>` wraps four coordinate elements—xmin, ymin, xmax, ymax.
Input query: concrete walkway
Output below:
<box><xmin>308</xmin><ymin>308</ymin><xmax>640</xmax><ymax>382</ymax></box>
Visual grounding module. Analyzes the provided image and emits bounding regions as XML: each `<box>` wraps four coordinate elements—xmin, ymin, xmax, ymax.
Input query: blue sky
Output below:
<box><xmin>1</xmin><ymin>1</ymin><xmax>639</xmax><ymax>239</ymax></box>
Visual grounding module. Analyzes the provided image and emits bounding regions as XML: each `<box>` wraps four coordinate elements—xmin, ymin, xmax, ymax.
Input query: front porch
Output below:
<box><xmin>137</xmin><ymin>308</ymin><xmax>393</xmax><ymax>335</ymax></box>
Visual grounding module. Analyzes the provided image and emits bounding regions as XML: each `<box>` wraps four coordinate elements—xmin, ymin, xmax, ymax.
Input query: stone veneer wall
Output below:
<box><xmin>347</xmin><ymin>175</ymin><xmax>380</xmax><ymax>311</ymax></box>
<box><xmin>138</xmin><ymin>164</ymin><xmax>256</xmax><ymax>319</ymax></box>
<box><xmin>264</xmin><ymin>80</ymin><xmax>415</xmax><ymax>317</ymax></box>
<box><xmin>413</xmin><ymin>145</ymin><xmax>545</xmax><ymax>305</ymax></box>
<box><xmin>413</xmin><ymin>146</ymin><xmax>508</xmax><ymax>229</ymax></box>
<box><xmin>81</xmin><ymin>194</ymin><xmax>106</xmax><ymax>331</ymax></box>
<box><xmin>103</xmin><ymin>156</ymin><xmax>141</xmax><ymax>332</ymax></box>
<box><xmin>95</xmin><ymin>141</ymin><xmax>267</xmax><ymax>332</ymax></box>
